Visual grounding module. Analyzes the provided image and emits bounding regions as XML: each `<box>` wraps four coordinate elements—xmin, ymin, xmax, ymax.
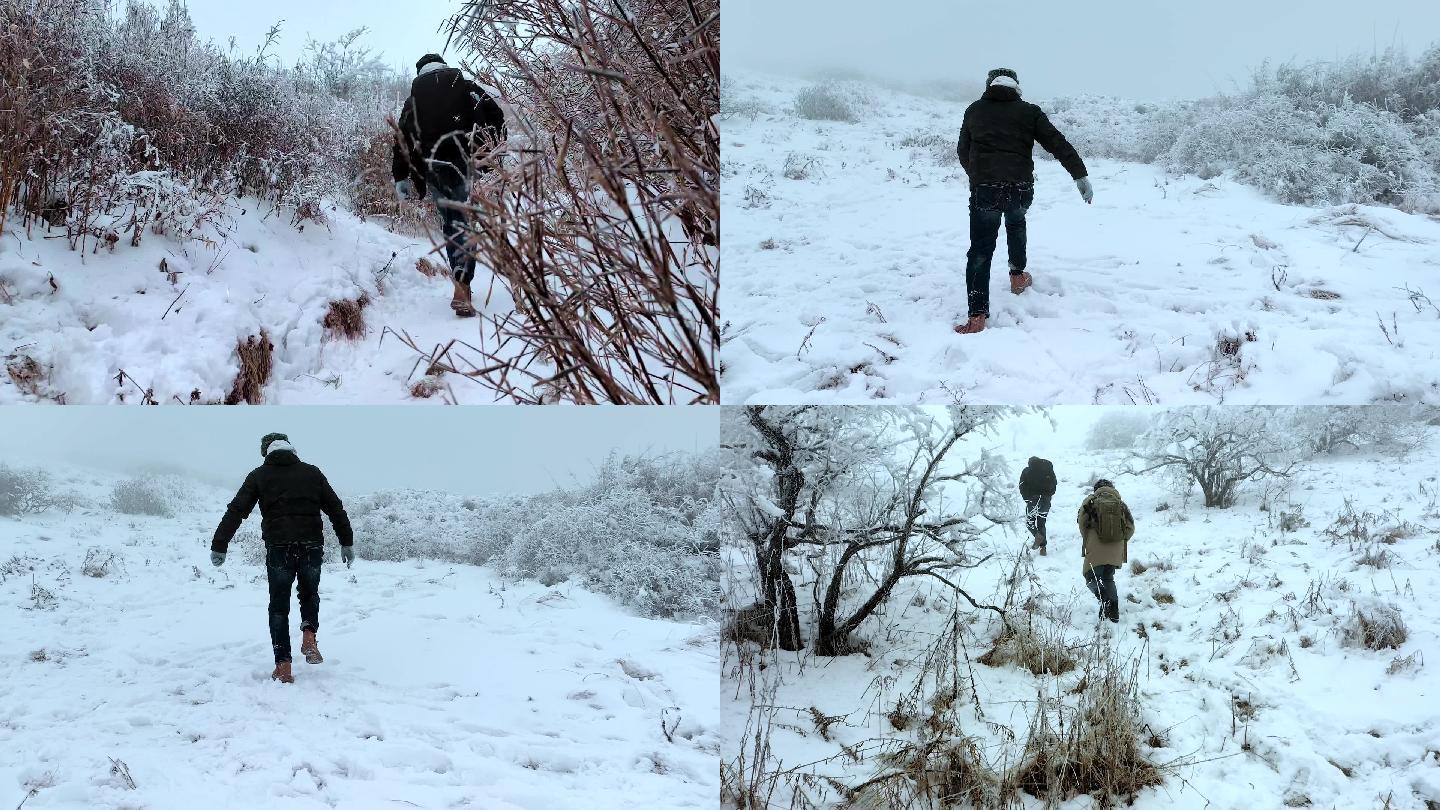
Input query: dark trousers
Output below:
<box><xmin>266</xmin><ymin>544</ymin><xmax>323</xmax><ymax>664</ymax></box>
<box><xmin>426</xmin><ymin>162</ymin><xmax>477</xmax><ymax>285</ymax></box>
<box><xmin>1084</xmin><ymin>563</ymin><xmax>1119</xmax><ymax>623</ymax></box>
<box><xmin>1024</xmin><ymin>494</ymin><xmax>1052</xmax><ymax>543</ymax></box>
<box><xmin>965</xmin><ymin>183</ymin><xmax>1035</xmax><ymax>318</ymax></box>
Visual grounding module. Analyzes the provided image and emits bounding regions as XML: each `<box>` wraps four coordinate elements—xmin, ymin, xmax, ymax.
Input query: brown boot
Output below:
<box><xmin>271</xmin><ymin>662</ymin><xmax>294</xmax><ymax>684</ymax></box>
<box><xmin>1009</xmin><ymin>270</ymin><xmax>1033</xmax><ymax>295</ymax></box>
<box><xmin>451</xmin><ymin>279</ymin><xmax>476</xmax><ymax>318</ymax></box>
<box><xmin>301</xmin><ymin>630</ymin><xmax>323</xmax><ymax>665</ymax></box>
<box><xmin>953</xmin><ymin>315</ymin><xmax>987</xmax><ymax>335</ymax></box>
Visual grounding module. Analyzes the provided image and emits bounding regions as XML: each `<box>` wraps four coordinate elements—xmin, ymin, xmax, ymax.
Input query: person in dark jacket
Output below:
<box><xmin>1018</xmin><ymin>456</ymin><xmax>1058</xmax><ymax>555</ymax></box>
<box><xmin>391</xmin><ymin>53</ymin><xmax>507</xmax><ymax>318</ymax></box>
<box><xmin>211</xmin><ymin>433</ymin><xmax>354</xmax><ymax>684</ymax></box>
<box><xmin>954</xmin><ymin>68</ymin><xmax>1092</xmax><ymax>335</ymax></box>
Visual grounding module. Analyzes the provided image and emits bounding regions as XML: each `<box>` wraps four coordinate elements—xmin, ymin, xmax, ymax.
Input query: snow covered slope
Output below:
<box><xmin>1</xmin><ymin>468</ymin><xmax>719</xmax><ymax>809</ymax></box>
<box><xmin>0</xmin><ymin>201</ymin><xmax>527</xmax><ymax>405</ymax></box>
<box><xmin>722</xmin><ymin>415</ymin><xmax>1440</xmax><ymax>809</ymax></box>
<box><xmin>720</xmin><ymin>72</ymin><xmax>1440</xmax><ymax>405</ymax></box>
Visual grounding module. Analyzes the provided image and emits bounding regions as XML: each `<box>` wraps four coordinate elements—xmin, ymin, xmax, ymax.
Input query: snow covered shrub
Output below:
<box><xmin>0</xmin><ymin>464</ymin><xmax>50</xmax><ymax>516</ymax></box>
<box><xmin>109</xmin><ymin>477</ymin><xmax>173</xmax><ymax>517</ymax></box>
<box><xmin>794</xmin><ymin>82</ymin><xmax>859</xmax><ymax>122</ymax></box>
<box><xmin>977</xmin><ymin>621</ymin><xmax>1076</xmax><ymax>676</ymax></box>
<box><xmin>1085</xmin><ymin>410</ymin><xmax>1153</xmax><ymax>451</ymax></box>
<box><xmin>1132</xmin><ymin>407</ymin><xmax>1299</xmax><ymax>508</ymax></box>
<box><xmin>81</xmin><ymin>547</ymin><xmax>119</xmax><ymax>578</ymax></box>
<box><xmin>1</xmin><ymin>0</ymin><xmax>408</xmax><ymax>245</ymax></box>
<box><xmin>1046</xmin><ymin>95</ymin><xmax>1194</xmax><ymax>164</ymax></box>
<box><xmin>1343</xmin><ymin>602</ymin><xmax>1407</xmax><ymax>651</ymax></box>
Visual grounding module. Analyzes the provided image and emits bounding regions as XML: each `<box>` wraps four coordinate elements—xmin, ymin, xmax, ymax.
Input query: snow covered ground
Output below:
<box><xmin>0</xmin><ymin>199</ymin><xmax>529</xmax><ymax>405</ymax></box>
<box><xmin>720</xmin><ymin>72</ymin><xmax>1440</xmax><ymax>405</ymax></box>
<box><xmin>0</xmin><ymin>467</ymin><xmax>719</xmax><ymax>809</ymax></box>
<box><xmin>722</xmin><ymin>410</ymin><xmax>1440</xmax><ymax>808</ymax></box>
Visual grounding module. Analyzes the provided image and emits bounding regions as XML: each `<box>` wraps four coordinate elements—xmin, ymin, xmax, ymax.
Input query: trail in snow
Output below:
<box><xmin>720</xmin><ymin>72</ymin><xmax>1440</xmax><ymax>405</ymax></box>
<box><xmin>0</xmin><ymin>200</ymin><xmax>524</xmax><ymax>405</ymax></box>
<box><xmin>1</xmin><ymin>474</ymin><xmax>719</xmax><ymax>809</ymax></box>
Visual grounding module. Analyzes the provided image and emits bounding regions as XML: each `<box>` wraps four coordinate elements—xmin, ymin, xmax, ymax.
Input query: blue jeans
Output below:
<box><xmin>266</xmin><ymin>544</ymin><xmax>323</xmax><ymax>663</ymax></box>
<box><xmin>426</xmin><ymin>162</ymin><xmax>477</xmax><ymax>285</ymax></box>
<box><xmin>965</xmin><ymin>183</ymin><xmax>1035</xmax><ymax>318</ymax></box>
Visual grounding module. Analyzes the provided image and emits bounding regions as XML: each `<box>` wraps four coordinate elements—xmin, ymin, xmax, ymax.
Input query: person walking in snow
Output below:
<box><xmin>1077</xmin><ymin>479</ymin><xmax>1134</xmax><ymax>624</ymax></box>
<box><xmin>1018</xmin><ymin>456</ymin><xmax>1057</xmax><ymax>555</ymax></box>
<box><xmin>954</xmin><ymin>68</ymin><xmax>1092</xmax><ymax>335</ymax></box>
<box><xmin>391</xmin><ymin>53</ymin><xmax>507</xmax><ymax>319</ymax></box>
<box><xmin>210</xmin><ymin>433</ymin><xmax>354</xmax><ymax>684</ymax></box>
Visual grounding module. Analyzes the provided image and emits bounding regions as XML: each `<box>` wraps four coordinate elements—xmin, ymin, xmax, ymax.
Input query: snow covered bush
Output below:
<box><xmin>794</xmin><ymin>82</ymin><xmax>859</xmax><ymax>122</ymax></box>
<box><xmin>1131</xmin><ymin>407</ymin><xmax>1300</xmax><ymax>508</ymax></box>
<box><xmin>1084</xmin><ymin>410</ymin><xmax>1153</xmax><ymax>451</ymax></box>
<box><xmin>1284</xmin><ymin>404</ymin><xmax>1434</xmax><ymax>457</ymax></box>
<box><xmin>0</xmin><ymin>0</ymin><xmax>408</xmax><ymax>245</ymax></box>
<box><xmin>109</xmin><ymin>477</ymin><xmax>174</xmax><ymax>517</ymax></box>
<box><xmin>0</xmin><ymin>464</ymin><xmax>50</xmax><ymax>516</ymax></box>
<box><xmin>347</xmin><ymin>450</ymin><xmax>720</xmax><ymax>619</ymax></box>
<box><xmin>1343</xmin><ymin>602</ymin><xmax>1408</xmax><ymax>651</ymax></box>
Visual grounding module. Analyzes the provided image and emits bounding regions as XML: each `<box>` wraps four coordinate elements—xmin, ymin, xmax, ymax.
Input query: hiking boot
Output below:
<box><xmin>271</xmin><ymin>662</ymin><xmax>295</xmax><ymax>684</ymax></box>
<box><xmin>1009</xmin><ymin>269</ymin><xmax>1033</xmax><ymax>295</ymax></box>
<box><xmin>301</xmin><ymin>630</ymin><xmax>323</xmax><ymax>665</ymax></box>
<box><xmin>451</xmin><ymin>279</ymin><xmax>476</xmax><ymax>318</ymax></box>
<box><xmin>953</xmin><ymin>315</ymin><xmax>987</xmax><ymax>335</ymax></box>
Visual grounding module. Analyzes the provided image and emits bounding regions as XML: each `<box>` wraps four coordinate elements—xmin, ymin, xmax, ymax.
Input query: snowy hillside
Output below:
<box><xmin>719</xmin><ymin>72</ymin><xmax>1440</xmax><ymax>405</ymax></box>
<box><xmin>0</xmin><ymin>203</ymin><xmax>528</xmax><ymax>405</ymax></box>
<box><xmin>721</xmin><ymin>408</ymin><xmax>1440</xmax><ymax>809</ymax></box>
<box><xmin>0</xmin><ymin>465</ymin><xmax>719</xmax><ymax>809</ymax></box>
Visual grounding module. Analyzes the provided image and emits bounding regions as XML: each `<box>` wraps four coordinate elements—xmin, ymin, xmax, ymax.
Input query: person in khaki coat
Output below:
<box><xmin>1077</xmin><ymin>479</ymin><xmax>1135</xmax><ymax>624</ymax></box>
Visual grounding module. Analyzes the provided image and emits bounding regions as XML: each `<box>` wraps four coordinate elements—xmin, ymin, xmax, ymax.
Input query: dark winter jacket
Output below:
<box><xmin>957</xmin><ymin>85</ymin><xmax>1087</xmax><ymax>185</ymax></box>
<box><xmin>391</xmin><ymin>64</ymin><xmax>507</xmax><ymax>190</ymax></box>
<box><xmin>1018</xmin><ymin>457</ymin><xmax>1058</xmax><ymax>500</ymax></box>
<box><xmin>211</xmin><ymin>450</ymin><xmax>353</xmax><ymax>553</ymax></box>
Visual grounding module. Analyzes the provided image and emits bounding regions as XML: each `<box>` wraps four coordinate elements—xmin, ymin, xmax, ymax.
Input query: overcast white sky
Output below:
<box><xmin>0</xmin><ymin>408</ymin><xmax>717</xmax><ymax>498</ymax></box>
<box><xmin>179</xmin><ymin>0</ymin><xmax>466</xmax><ymax>73</ymax></box>
<box><xmin>723</xmin><ymin>0</ymin><xmax>1440</xmax><ymax>100</ymax></box>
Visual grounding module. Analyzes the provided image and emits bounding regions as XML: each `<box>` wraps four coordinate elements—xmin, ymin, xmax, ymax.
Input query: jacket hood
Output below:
<box><xmin>981</xmin><ymin>84</ymin><xmax>1021</xmax><ymax>102</ymax></box>
<box><xmin>264</xmin><ymin>448</ymin><xmax>299</xmax><ymax>466</ymax></box>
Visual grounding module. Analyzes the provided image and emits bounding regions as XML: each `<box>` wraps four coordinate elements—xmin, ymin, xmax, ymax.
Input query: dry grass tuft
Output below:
<box><xmin>1344</xmin><ymin>603</ymin><xmax>1408</xmax><ymax>651</ymax></box>
<box><xmin>225</xmin><ymin>331</ymin><xmax>273</xmax><ymax>405</ymax></box>
<box><xmin>322</xmin><ymin>293</ymin><xmax>370</xmax><ymax>340</ymax></box>
<box><xmin>5</xmin><ymin>354</ymin><xmax>45</xmax><ymax>397</ymax></box>
<box><xmin>1007</xmin><ymin>654</ymin><xmax>1163</xmax><ymax>806</ymax></box>
<box><xmin>977</xmin><ymin>622</ymin><xmax>1076</xmax><ymax>676</ymax></box>
<box><xmin>415</xmin><ymin>257</ymin><xmax>444</xmax><ymax>278</ymax></box>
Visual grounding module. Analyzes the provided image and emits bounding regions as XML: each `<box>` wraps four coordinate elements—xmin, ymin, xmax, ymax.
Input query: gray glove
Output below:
<box><xmin>341</xmin><ymin>546</ymin><xmax>354</xmax><ymax>567</ymax></box>
<box><xmin>1076</xmin><ymin>176</ymin><xmax>1094</xmax><ymax>204</ymax></box>
<box><xmin>394</xmin><ymin>180</ymin><xmax>415</xmax><ymax>200</ymax></box>
<box><xmin>210</xmin><ymin>551</ymin><xmax>225</xmax><ymax>568</ymax></box>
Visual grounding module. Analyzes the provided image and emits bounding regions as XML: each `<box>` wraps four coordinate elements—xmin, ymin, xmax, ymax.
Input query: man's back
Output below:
<box><xmin>212</xmin><ymin>446</ymin><xmax>352</xmax><ymax>551</ymax></box>
<box><xmin>958</xmin><ymin>84</ymin><xmax>1087</xmax><ymax>186</ymax></box>
<box><xmin>396</xmin><ymin>62</ymin><xmax>506</xmax><ymax>175</ymax></box>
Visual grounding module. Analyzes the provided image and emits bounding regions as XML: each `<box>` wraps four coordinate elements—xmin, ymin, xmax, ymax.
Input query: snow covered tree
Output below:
<box><xmin>1085</xmin><ymin>410</ymin><xmax>1153</xmax><ymax>451</ymax></box>
<box><xmin>725</xmin><ymin>406</ymin><xmax>1018</xmax><ymax>655</ymax></box>
<box><xmin>1130</xmin><ymin>407</ymin><xmax>1299</xmax><ymax>508</ymax></box>
<box><xmin>1283</xmin><ymin>405</ymin><xmax>1434</xmax><ymax>457</ymax></box>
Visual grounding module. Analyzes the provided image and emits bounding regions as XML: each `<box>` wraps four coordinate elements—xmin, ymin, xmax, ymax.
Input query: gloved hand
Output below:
<box><xmin>341</xmin><ymin>546</ymin><xmax>354</xmax><ymax>568</ymax></box>
<box><xmin>394</xmin><ymin>179</ymin><xmax>416</xmax><ymax>200</ymax></box>
<box><xmin>1076</xmin><ymin>176</ymin><xmax>1094</xmax><ymax>204</ymax></box>
<box><xmin>210</xmin><ymin>551</ymin><xmax>225</xmax><ymax>568</ymax></box>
